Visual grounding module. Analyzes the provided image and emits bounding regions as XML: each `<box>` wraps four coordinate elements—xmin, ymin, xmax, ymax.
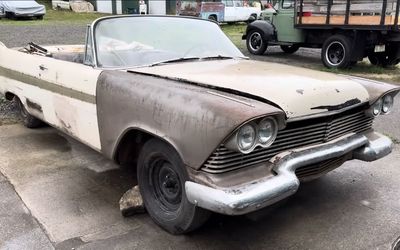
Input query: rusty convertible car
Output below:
<box><xmin>0</xmin><ymin>15</ymin><xmax>398</xmax><ymax>234</ymax></box>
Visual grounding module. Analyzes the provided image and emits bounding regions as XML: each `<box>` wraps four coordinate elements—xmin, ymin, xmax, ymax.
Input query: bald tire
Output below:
<box><xmin>137</xmin><ymin>139</ymin><xmax>211</xmax><ymax>234</ymax></box>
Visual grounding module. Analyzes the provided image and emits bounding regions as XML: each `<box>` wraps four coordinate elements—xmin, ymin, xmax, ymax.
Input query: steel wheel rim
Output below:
<box><xmin>149</xmin><ymin>157</ymin><xmax>182</xmax><ymax>212</ymax></box>
<box><xmin>326</xmin><ymin>41</ymin><xmax>345</xmax><ymax>66</ymax></box>
<box><xmin>249</xmin><ymin>32</ymin><xmax>263</xmax><ymax>51</ymax></box>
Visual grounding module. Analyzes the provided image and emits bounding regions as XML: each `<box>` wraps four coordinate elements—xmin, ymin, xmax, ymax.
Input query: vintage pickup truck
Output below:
<box><xmin>0</xmin><ymin>15</ymin><xmax>398</xmax><ymax>234</ymax></box>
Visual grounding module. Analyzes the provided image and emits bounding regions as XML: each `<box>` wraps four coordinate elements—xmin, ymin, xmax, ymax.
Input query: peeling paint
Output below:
<box><xmin>311</xmin><ymin>98</ymin><xmax>361</xmax><ymax>111</ymax></box>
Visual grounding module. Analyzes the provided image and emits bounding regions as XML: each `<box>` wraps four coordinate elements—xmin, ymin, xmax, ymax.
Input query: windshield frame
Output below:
<box><xmin>89</xmin><ymin>15</ymin><xmax>246</xmax><ymax>69</ymax></box>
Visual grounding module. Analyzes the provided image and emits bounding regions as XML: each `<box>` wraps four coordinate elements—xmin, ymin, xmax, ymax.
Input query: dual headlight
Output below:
<box><xmin>226</xmin><ymin>117</ymin><xmax>278</xmax><ymax>154</ymax></box>
<box><xmin>369</xmin><ymin>94</ymin><xmax>395</xmax><ymax>117</ymax></box>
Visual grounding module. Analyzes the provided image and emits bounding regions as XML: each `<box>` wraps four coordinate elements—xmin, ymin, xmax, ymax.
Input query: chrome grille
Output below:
<box><xmin>202</xmin><ymin>108</ymin><xmax>374</xmax><ymax>174</ymax></box>
<box><xmin>295</xmin><ymin>154</ymin><xmax>350</xmax><ymax>181</ymax></box>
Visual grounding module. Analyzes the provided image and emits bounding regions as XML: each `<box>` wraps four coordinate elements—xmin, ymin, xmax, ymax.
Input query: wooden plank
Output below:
<box><xmin>300</xmin><ymin>15</ymin><xmax>399</xmax><ymax>25</ymax></box>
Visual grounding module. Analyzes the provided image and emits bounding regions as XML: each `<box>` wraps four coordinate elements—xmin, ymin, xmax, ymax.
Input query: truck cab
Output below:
<box><xmin>261</xmin><ymin>0</ymin><xmax>304</xmax><ymax>43</ymax></box>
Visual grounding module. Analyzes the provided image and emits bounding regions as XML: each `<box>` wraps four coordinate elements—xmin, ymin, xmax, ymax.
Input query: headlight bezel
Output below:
<box><xmin>258</xmin><ymin>117</ymin><xmax>278</xmax><ymax>147</ymax></box>
<box><xmin>367</xmin><ymin>92</ymin><xmax>397</xmax><ymax>117</ymax></box>
<box><xmin>372</xmin><ymin>98</ymin><xmax>383</xmax><ymax>116</ymax></box>
<box><xmin>236</xmin><ymin>123</ymin><xmax>257</xmax><ymax>153</ymax></box>
<box><xmin>225</xmin><ymin>116</ymin><xmax>279</xmax><ymax>154</ymax></box>
<box><xmin>382</xmin><ymin>94</ymin><xmax>394</xmax><ymax>114</ymax></box>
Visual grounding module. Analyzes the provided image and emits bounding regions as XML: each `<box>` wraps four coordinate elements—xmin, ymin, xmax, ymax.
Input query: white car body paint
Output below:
<box><xmin>0</xmin><ymin>44</ymin><xmax>102</xmax><ymax>151</ymax></box>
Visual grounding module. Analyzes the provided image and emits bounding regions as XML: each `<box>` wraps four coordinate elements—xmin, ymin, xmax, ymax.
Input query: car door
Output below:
<box><xmin>232</xmin><ymin>1</ymin><xmax>250</xmax><ymax>21</ymax></box>
<box><xmin>273</xmin><ymin>0</ymin><xmax>304</xmax><ymax>43</ymax></box>
<box><xmin>222</xmin><ymin>0</ymin><xmax>235</xmax><ymax>22</ymax></box>
<box><xmin>0</xmin><ymin>31</ymin><xmax>102</xmax><ymax>151</ymax></box>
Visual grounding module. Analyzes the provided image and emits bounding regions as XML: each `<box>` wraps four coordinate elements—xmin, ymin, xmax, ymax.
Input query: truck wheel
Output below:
<box><xmin>208</xmin><ymin>15</ymin><xmax>217</xmax><ymax>22</ymax></box>
<box><xmin>368</xmin><ymin>53</ymin><xmax>399</xmax><ymax>67</ymax></box>
<box><xmin>246</xmin><ymin>29</ymin><xmax>268</xmax><ymax>55</ymax></box>
<box><xmin>137</xmin><ymin>139</ymin><xmax>211</xmax><ymax>234</ymax></box>
<box><xmin>280</xmin><ymin>45</ymin><xmax>299</xmax><ymax>54</ymax></box>
<box><xmin>16</xmin><ymin>98</ymin><xmax>43</xmax><ymax>128</ymax></box>
<box><xmin>322</xmin><ymin>35</ymin><xmax>352</xmax><ymax>69</ymax></box>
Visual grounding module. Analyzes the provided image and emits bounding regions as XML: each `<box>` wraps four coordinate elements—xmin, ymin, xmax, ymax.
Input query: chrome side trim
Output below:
<box><xmin>186</xmin><ymin>132</ymin><xmax>392</xmax><ymax>215</ymax></box>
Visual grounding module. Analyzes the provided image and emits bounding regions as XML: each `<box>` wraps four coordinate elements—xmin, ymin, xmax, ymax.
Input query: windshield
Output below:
<box><xmin>93</xmin><ymin>16</ymin><xmax>244</xmax><ymax>68</ymax></box>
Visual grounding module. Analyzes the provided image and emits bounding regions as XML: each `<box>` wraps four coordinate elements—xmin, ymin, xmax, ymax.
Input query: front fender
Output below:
<box><xmin>242</xmin><ymin>20</ymin><xmax>275</xmax><ymax>41</ymax></box>
<box><xmin>96</xmin><ymin>71</ymin><xmax>284</xmax><ymax>170</ymax></box>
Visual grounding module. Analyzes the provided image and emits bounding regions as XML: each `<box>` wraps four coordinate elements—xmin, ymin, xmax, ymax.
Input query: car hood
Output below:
<box><xmin>130</xmin><ymin>59</ymin><xmax>382</xmax><ymax>119</ymax></box>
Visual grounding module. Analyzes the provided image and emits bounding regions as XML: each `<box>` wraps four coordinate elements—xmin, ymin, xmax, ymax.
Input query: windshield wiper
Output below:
<box><xmin>149</xmin><ymin>55</ymin><xmax>245</xmax><ymax>67</ymax></box>
<box><xmin>149</xmin><ymin>57</ymin><xmax>201</xmax><ymax>67</ymax></box>
<box><xmin>199</xmin><ymin>55</ymin><xmax>238</xmax><ymax>60</ymax></box>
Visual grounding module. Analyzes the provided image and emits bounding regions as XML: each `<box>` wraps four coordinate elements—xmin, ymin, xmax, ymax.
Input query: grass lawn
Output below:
<box><xmin>221</xmin><ymin>23</ymin><xmax>247</xmax><ymax>50</ymax></box>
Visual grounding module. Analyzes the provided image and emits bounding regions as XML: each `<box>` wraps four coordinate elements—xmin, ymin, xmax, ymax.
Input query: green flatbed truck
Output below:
<box><xmin>243</xmin><ymin>0</ymin><xmax>400</xmax><ymax>69</ymax></box>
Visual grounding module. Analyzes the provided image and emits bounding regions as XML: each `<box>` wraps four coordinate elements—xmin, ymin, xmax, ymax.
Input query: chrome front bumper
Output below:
<box><xmin>185</xmin><ymin>132</ymin><xmax>393</xmax><ymax>215</ymax></box>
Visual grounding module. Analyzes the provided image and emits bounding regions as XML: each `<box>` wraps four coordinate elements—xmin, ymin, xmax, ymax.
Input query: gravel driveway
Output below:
<box><xmin>0</xmin><ymin>24</ymin><xmax>87</xmax><ymax>47</ymax></box>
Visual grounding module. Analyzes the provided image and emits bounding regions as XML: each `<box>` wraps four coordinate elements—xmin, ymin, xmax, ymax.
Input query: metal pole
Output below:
<box><xmin>394</xmin><ymin>0</ymin><xmax>400</xmax><ymax>29</ymax></box>
<box><xmin>298</xmin><ymin>0</ymin><xmax>304</xmax><ymax>25</ymax></box>
<box><xmin>344</xmin><ymin>0</ymin><xmax>351</xmax><ymax>25</ymax></box>
<box><xmin>380</xmin><ymin>0</ymin><xmax>388</xmax><ymax>25</ymax></box>
<box><xmin>326</xmin><ymin>0</ymin><xmax>332</xmax><ymax>25</ymax></box>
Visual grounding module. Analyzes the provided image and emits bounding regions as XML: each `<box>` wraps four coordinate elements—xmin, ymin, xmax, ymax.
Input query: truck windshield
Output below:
<box><xmin>93</xmin><ymin>16</ymin><xmax>244</xmax><ymax>68</ymax></box>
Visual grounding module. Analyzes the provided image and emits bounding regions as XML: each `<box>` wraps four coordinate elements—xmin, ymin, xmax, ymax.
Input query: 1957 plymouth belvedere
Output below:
<box><xmin>0</xmin><ymin>16</ymin><xmax>398</xmax><ymax>234</ymax></box>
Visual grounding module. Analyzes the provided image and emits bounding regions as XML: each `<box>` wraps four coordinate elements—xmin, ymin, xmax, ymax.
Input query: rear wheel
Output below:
<box><xmin>322</xmin><ymin>35</ymin><xmax>352</xmax><ymax>69</ymax></box>
<box><xmin>246</xmin><ymin>29</ymin><xmax>268</xmax><ymax>55</ymax></box>
<box><xmin>368</xmin><ymin>53</ymin><xmax>399</xmax><ymax>67</ymax></box>
<box><xmin>137</xmin><ymin>139</ymin><xmax>211</xmax><ymax>234</ymax></box>
<box><xmin>208</xmin><ymin>15</ymin><xmax>217</xmax><ymax>22</ymax></box>
<box><xmin>16</xmin><ymin>98</ymin><xmax>43</xmax><ymax>128</ymax></box>
<box><xmin>280</xmin><ymin>45</ymin><xmax>300</xmax><ymax>54</ymax></box>
<box><xmin>5</xmin><ymin>12</ymin><xmax>16</xmax><ymax>20</ymax></box>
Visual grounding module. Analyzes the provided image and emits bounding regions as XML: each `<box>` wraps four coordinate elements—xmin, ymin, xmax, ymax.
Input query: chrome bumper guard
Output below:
<box><xmin>185</xmin><ymin>132</ymin><xmax>393</xmax><ymax>215</ymax></box>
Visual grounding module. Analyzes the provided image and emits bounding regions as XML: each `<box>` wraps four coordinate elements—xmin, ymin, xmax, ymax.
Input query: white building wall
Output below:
<box><xmin>148</xmin><ymin>0</ymin><xmax>166</xmax><ymax>15</ymax></box>
<box><xmin>116</xmin><ymin>0</ymin><xmax>122</xmax><ymax>14</ymax></box>
<box><xmin>96</xmin><ymin>0</ymin><xmax>112</xmax><ymax>13</ymax></box>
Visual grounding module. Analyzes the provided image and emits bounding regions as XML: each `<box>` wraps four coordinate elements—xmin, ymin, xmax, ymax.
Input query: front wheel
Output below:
<box><xmin>321</xmin><ymin>35</ymin><xmax>353</xmax><ymax>69</ymax></box>
<box><xmin>137</xmin><ymin>139</ymin><xmax>211</xmax><ymax>234</ymax></box>
<box><xmin>246</xmin><ymin>29</ymin><xmax>268</xmax><ymax>55</ymax></box>
<box><xmin>280</xmin><ymin>45</ymin><xmax>300</xmax><ymax>54</ymax></box>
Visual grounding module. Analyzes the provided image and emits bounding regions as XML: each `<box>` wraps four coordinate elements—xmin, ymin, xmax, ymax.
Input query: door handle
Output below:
<box><xmin>39</xmin><ymin>64</ymin><xmax>47</xmax><ymax>71</ymax></box>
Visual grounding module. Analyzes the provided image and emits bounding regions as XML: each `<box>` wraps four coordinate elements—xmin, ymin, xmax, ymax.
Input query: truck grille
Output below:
<box><xmin>202</xmin><ymin>107</ymin><xmax>373</xmax><ymax>174</ymax></box>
